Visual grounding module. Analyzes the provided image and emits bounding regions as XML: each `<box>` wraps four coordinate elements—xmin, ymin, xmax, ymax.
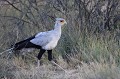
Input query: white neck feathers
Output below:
<box><xmin>54</xmin><ymin>22</ymin><xmax>62</xmax><ymax>33</ymax></box>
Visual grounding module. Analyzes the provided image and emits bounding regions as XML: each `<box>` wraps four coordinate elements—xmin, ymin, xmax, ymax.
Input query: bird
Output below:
<box><xmin>13</xmin><ymin>18</ymin><xmax>67</xmax><ymax>68</ymax></box>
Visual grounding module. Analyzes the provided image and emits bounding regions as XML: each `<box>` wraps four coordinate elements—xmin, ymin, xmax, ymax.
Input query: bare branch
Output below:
<box><xmin>4</xmin><ymin>0</ymin><xmax>22</xmax><ymax>12</ymax></box>
<box><xmin>1</xmin><ymin>15</ymin><xmax>31</xmax><ymax>24</ymax></box>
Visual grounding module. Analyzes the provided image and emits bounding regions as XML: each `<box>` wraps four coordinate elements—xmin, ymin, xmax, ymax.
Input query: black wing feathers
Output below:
<box><xmin>13</xmin><ymin>35</ymin><xmax>41</xmax><ymax>50</ymax></box>
<box><xmin>15</xmin><ymin>36</ymin><xmax>35</xmax><ymax>45</ymax></box>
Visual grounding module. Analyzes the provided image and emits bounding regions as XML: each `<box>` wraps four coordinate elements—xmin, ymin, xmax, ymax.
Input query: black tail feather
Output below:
<box><xmin>15</xmin><ymin>36</ymin><xmax>35</xmax><ymax>46</ymax></box>
<box><xmin>13</xmin><ymin>36</ymin><xmax>41</xmax><ymax>50</ymax></box>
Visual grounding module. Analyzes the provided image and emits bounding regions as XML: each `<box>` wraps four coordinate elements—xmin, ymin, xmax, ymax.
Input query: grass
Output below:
<box><xmin>0</xmin><ymin>23</ymin><xmax>120</xmax><ymax>79</ymax></box>
<box><xmin>0</xmin><ymin>57</ymin><xmax>120</xmax><ymax>79</ymax></box>
<box><xmin>0</xmin><ymin>24</ymin><xmax>119</xmax><ymax>79</ymax></box>
<box><xmin>0</xmin><ymin>0</ymin><xmax>120</xmax><ymax>79</ymax></box>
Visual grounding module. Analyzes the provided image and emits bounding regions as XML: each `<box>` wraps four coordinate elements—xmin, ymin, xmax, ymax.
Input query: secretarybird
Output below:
<box><xmin>12</xmin><ymin>18</ymin><xmax>67</xmax><ymax>70</ymax></box>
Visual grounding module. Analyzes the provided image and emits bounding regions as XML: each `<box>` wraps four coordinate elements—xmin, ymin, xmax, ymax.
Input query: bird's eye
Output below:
<box><xmin>60</xmin><ymin>20</ymin><xmax>64</xmax><ymax>22</ymax></box>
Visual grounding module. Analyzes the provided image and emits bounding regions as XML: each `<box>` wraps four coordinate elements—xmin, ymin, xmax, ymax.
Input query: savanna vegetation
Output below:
<box><xmin>0</xmin><ymin>0</ymin><xmax>120</xmax><ymax>79</ymax></box>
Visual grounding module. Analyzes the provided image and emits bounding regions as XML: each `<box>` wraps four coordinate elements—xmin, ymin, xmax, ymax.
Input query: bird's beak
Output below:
<box><xmin>65</xmin><ymin>21</ymin><xmax>67</xmax><ymax>24</ymax></box>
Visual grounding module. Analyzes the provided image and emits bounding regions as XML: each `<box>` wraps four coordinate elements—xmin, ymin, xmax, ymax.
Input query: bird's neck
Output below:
<box><xmin>54</xmin><ymin>23</ymin><xmax>62</xmax><ymax>35</ymax></box>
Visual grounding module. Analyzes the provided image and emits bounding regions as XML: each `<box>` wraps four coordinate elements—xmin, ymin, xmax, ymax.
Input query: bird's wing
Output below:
<box><xmin>30</xmin><ymin>31</ymin><xmax>53</xmax><ymax>46</ymax></box>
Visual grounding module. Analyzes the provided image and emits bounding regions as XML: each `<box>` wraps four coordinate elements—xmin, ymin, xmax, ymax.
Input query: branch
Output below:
<box><xmin>4</xmin><ymin>0</ymin><xmax>22</xmax><ymax>12</ymax></box>
<box><xmin>1</xmin><ymin>15</ymin><xmax>31</xmax><ymax>24</ymax></box>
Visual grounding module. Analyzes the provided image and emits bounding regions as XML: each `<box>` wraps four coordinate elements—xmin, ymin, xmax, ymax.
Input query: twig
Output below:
<box><xmin>0</xmin><ymin>48</ymin><xmax>14</xmax><ymax>55</ymax></box>
<box><xmin>51</xmin><ymin>61</ymin><xmax>67</xmax><ymax>73</ymax></box>
<box><xmin>1</xmin><ymin>15</ymin><xmax>31</xmax><ymax>24</ymax></box>
<box><xmin>4</xmin><ymin>0</ymin><xmax>22</xmax><ymax>12</ymax></box>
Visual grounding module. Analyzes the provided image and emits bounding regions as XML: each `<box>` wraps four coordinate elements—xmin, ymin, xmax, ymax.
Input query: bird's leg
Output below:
<box><xmin>47</xmin><ymin>50</ymin><xmax>66</xmax><ymax>72</ymax></box>
<box><xmin>37</xmin><ymin>60</ymin><xmax>40</xmax><ymax>67</ymax></box>
<box><xmin>37</xmin><ymin>49</ymin><xmax>46</xmax><ymax>67</ymax></box>
<box><xmin>47</xmin><ymin>50</ymin><xmax>52</xmax><ymax>61</ymax></box>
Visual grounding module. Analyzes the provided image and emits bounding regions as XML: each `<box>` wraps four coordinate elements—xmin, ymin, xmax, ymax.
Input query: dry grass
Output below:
<box><xmin>0</xmin><ymin>0</ymin><xmax>120</xmax><ymax>79</ymax></box>
<box><xmin>0</xmin><ymin>57</ymin><xmax>120</xmax><ymax>79</ymax></box>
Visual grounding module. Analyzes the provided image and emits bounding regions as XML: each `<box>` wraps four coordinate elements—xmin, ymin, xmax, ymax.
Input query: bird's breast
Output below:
<box><xmin>42</xmin><ymin>36</ymin><xmax>60</xmax><ymax>50</ymax></box>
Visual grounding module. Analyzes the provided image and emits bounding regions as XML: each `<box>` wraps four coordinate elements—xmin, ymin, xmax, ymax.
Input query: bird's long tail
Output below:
<box><xmin>0</xmin><ymin>47</ymin><xmax>14</xmax><ymax>55</ymax></box>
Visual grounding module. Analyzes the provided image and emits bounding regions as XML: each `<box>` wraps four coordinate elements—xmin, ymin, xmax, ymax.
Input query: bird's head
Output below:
<box><xmin>55</xmin><ymin>18</ymin><xmax>67</xmax><ymax>26</ymax></box>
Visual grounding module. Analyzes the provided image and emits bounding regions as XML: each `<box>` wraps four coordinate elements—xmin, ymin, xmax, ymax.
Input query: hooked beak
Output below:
<box><xmin>64</xmin><ymin>21</ymin><xmax>67</xmax><ymax>24</ymax></box>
